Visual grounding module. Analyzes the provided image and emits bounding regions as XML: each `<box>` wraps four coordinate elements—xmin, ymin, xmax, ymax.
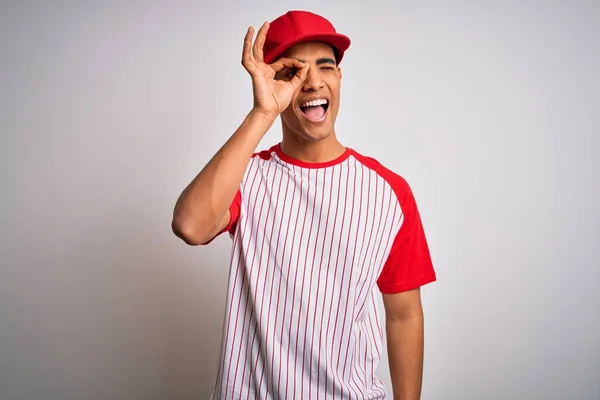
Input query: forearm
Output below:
<box><xmin>172</xmin><ymin>109</ymin><xmax>275</xmax><ymax>244</ymax></box>
<box><xmin>386</xmin><ymin>314</ymin><xmax>424</xmax><ymax>400</ymax></box>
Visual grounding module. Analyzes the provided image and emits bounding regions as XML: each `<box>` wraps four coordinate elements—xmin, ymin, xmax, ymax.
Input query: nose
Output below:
<box><xmin>302</xmin><ymin>65</ymin><xmax>324</xmax><ymax>92</ymax></box>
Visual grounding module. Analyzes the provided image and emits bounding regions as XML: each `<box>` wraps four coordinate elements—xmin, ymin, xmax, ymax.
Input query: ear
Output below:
<box><xmin>338</xmin><ymin>67</ymin><xmax>343</xmax><ymax>80</ymax></box>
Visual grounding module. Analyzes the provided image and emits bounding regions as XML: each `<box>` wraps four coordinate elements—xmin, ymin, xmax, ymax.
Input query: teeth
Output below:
<box><xmin>301</xmin><ymin>98</ymin><xmax>328</xmax><ymax>108</ymax></box>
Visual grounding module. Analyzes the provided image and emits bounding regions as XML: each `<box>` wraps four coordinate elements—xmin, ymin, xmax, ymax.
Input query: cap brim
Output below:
<box><xmin>264</xmin><ymin>32</ymin><xmax>351</xmax><ymax>65</ymax></box>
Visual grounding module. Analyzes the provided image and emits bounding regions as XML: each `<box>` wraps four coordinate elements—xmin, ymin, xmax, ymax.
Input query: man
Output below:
<box><xmin>172</xmin><ymin>10</ymin><xmax>436</xmax><ymax>400</ymax></box>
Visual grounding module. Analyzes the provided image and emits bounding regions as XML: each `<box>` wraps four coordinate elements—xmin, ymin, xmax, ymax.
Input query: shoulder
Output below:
<box><xmin>241</xmin><ymin>145</ymin><xmax>278</xmax><ymax>176</ymax></box>
<box><xmin>254</xmin><ymin>148</ymin><xmax>274</xmax><ymax>161</ymax></box>
<box><xmin>350</xmin><ymin>148</ymin><xmax>414</xmax><ymax>205</ymax></box>
<box><xmin>249</xmin><ymin>144</ymin><xmax>278</xmax><ymax>162</ymax></box>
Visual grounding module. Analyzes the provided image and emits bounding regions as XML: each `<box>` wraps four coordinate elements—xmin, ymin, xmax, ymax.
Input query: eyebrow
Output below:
<box><xmin>317</xmin><ymin>57</ymin><xmax>336</xmax><ymax>65</ymax></box>
<box><xmin>294</xmin><ymin>57</ymin><xmax>337</xmax><ymax>66</ymax></box>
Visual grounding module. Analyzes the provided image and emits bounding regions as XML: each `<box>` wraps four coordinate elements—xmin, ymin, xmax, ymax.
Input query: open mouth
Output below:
<box><xmin>299</xmin><ymin>98</ymin><xmax>329</xmax><ymax>122</ymax></box>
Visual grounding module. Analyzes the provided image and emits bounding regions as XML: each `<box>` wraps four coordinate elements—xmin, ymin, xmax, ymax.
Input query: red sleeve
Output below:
<box><xmin>201</xmin><ymin>189</ymin><xmax>241</xmax><ymax>245</ymax></box>
<box><xmin>223</xmin><ymin>189</ymin><xmax>242</xmax><ymax>236</ymax></box>
<box><xmin>376</xmin><ymin>181</ymin><xmax>436</xmax><ymax>294</ymax></box>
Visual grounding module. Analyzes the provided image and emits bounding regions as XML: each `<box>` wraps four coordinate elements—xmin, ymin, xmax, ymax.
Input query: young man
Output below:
<box><xmin>172</xmin><ymin>10</ymin><xmax>436</xmax><ymax>400</ymax></box>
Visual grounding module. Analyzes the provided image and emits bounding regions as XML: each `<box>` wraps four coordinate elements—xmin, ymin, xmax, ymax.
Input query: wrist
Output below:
<box><xmin>249</xmin><ymin>107</ymin><xmax>278</xmax><ymax>123</ymax></box>
<box><xmin>235</xmin><ymin>108</ymin><xmax>277</xmax><ymax>141</ymax></box>
<box><xmin>247</xmin><ymin>108</ymin><xmax>277</xmax><ymax>131</ymax></box>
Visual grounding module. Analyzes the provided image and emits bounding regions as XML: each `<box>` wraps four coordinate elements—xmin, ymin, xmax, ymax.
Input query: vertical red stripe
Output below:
<box><xmin>279</xmin><ymin>164</ymin><xmax>306</xmax><ymax>399</ymax></box>
<box><xmin>221</xmin><ymin>157</ymin><xmax>262</xmax><ymax>396</ymax></box>
<box><xmin>344</xmin><ymin>164</ymin><xmax>371</xmax><ymax>400</ymax></box>
<box><xmin>294</xmin><ymin>168</ymin><xmax>320</xmax><ymax>400</ymax></box>
<box><xmin>272</xmin><ymin>164</ymin><xmax>300</xmax><ymax>397</ymax></box>
<box><xmin>336</xmin><ymin>159</ymin><xmax>363</xmax><ymax>399</ymax></box>
<box><xmin>328</xmin><ymin>162</ymin><xmax>352</xmax><ymax>400</ymax></box>
<box><xmin>239</xmin><ymin>161</ymin><xmax>280</xmax><ymax>397</ymax></box>
<box><xmin>325</xmin><ymin>161</ymin><xmax>349</xmax><ymax>396</ymax></box>
<box><xmin>354</xmin><ymin>176</ymin><xmax>384</xmax><ymax>321</ymax></box>
<box><xmin>342</xmin><ymin>162</ymin><xmax>369</xmax><ymax>369</ymax></box>
<box><xmin>233</xmin><ymin>161</ymin><xmax>274</xmax><ymax>395</ymax></box>
<box><xmin>309</xmin><ymin>165</ymin><xmax>336</xmax><ymax>400</ymax></box>
<box><xmin>316</xmin><ymin>163</ymin><xmax>343</xmax><ymax>399</ymax></box>
<box><xmin>251</xmin><ymin>164</ymin><xmax>286</xmax><ymax>398</ymax></box>
<box><xmin>301</xmin><ymin>168</ymin><xmax>326</xmax><ymax>398</ymax></box>
<box><xmin>285</xmin><ymin>167</ymin><xmax>312</xmax><ymax>400</ymax></box>
<box><xmin>301</xmin><ymin>168</ymin><xmax>326</xmax><ymax>399</ymax></box>
<box><xmin>257</xmin><ymin>165</ymin><xmax>291</xmax><ymax>397</ymax></box>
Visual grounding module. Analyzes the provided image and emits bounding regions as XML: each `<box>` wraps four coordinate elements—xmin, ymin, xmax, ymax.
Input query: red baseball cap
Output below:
<box><xmin>263</xmin><ymin>10</ymin><xmax>351</xmax><ymax>65</ymax></box>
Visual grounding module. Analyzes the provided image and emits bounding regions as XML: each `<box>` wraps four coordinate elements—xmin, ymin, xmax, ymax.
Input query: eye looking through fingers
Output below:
<box><xmin>286</xmin><ymin>68</ymin><xmax>299</xmax><ymax>78</ymax></box>
<box><xmin>275</xmin><ymin>67</ymin><xmax>299</xmax><ymax>81</ymax></box>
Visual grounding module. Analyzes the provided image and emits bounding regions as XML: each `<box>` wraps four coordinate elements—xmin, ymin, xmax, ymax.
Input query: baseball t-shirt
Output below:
<box><xmin>209</xmin><ymin>143</ymin><xmax>436</xmax><ymax>399</ymax></box>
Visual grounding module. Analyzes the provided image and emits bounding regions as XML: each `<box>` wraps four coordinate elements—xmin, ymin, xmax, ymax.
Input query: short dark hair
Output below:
<box><xmin>331</xmin><ymin>45</ymin><xmax>340</xmax><ymax>64</ymax></box>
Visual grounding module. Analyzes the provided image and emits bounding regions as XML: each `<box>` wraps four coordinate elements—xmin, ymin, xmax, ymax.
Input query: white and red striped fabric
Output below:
<box><xmin>208</xmin><ymin>144</ymin><xmax>436</xmax><ymax>399</ymax></box>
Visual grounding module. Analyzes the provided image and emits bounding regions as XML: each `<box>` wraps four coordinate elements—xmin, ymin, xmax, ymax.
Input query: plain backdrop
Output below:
<box><xmin>1</xmin><ymin>1</ymin><xmax>599</xmax><ymax>399</ymax></box>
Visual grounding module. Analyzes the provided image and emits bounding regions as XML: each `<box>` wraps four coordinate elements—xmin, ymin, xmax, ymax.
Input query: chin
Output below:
<box><xmin>296</xmin><ymin>125</ymin><xmax>333</xmax><ymax>142</ymax></box>
<box><xmin>284</xmin><ymin>107</ymin><xmax>336</xmax><ymax>142</ymax></box>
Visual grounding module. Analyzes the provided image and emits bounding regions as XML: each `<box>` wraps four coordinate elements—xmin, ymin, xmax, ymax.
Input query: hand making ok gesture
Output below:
<box><xmin>242</xmin><ymin>22</ymin><xmax>309</xmax><ymax>118</ymax></box>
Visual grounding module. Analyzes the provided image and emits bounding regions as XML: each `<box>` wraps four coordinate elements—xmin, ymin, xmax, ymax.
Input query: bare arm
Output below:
<box><xmin>382</xmin><ymin>288</ymin><xmax>425</xmax><ymax>400</ymax></box>
<box><xmin>171</xmin><ymin>111</ymin><xmax>275</xmax><ymax>245</ymax></box>
<box><xmin>171</xmin><ymin>22</ymin><xmax>308</xmax><ymax>245</ymax></box>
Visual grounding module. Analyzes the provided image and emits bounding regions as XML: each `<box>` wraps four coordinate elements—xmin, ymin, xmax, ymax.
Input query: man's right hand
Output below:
<box><xmin>173</xmin><ymin>22</ymin><xmax>305</xmax><ymax>246</ymax></box>
<box><xmin>242</xmin><ymin>22</ymin><xmax>309</xmax><ymax>118</ymax></box>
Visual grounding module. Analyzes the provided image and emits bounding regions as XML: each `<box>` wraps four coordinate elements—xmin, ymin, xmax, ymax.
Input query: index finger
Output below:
<box><xmin>253</xmin><ymin>21</ymin><xmax>269</xmax><ymax>62</ymax></box>
<box><xmin>270</xmin><ymin>57</ymin><xmax>306</xmax><ymax>72</ymax></box>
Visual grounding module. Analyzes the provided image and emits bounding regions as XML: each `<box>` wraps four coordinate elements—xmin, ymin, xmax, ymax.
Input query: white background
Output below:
<box><xmin>1</xmin><ymin>1</ymin><xmax>599</xmax><ymax>399</ymax></box>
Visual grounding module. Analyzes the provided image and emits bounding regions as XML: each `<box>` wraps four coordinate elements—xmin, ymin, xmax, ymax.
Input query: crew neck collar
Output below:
<box><xmin>272</xmin><ymin>143</ymin><xmax>353</xmax><ymax>169</ymax></box>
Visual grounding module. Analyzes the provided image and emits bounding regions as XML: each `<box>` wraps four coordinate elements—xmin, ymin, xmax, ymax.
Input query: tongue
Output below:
<box><xmin>303</xmin><ymin>105</ymin><xmax>326</xmax><ymax>120</ymax></box>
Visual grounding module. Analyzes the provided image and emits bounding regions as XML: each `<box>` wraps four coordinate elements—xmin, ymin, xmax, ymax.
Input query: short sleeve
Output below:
<box><xmin>202</xmin><ymin>189</ymin><xmax>242</xmax><ymax>245</ymax></box>
<box><xmin>376</xmin><ymin>184</ymin><xmax>436</xmax><ymax>294</ymax></box>
<box><xmin>223</xmin><ymin>189</ymin><xmax>242</xmax><ymax>236</ymax></box>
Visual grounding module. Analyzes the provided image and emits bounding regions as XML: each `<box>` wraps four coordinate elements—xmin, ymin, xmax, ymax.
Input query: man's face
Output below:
<box><xmin>276</xmin><ymin>42</ymin><xmax>342</xmax><ymax>142</ymax></box>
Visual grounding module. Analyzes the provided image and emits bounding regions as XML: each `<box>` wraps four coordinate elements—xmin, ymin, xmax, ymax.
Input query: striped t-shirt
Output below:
<box><xmin>209</xmin><ymin>143</ymin><xmax>436</xmax><ymax>399</ymax></box>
